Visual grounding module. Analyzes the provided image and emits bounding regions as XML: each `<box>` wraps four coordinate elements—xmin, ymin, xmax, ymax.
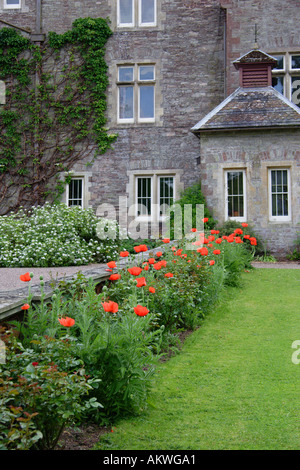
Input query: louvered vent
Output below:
<box><xmin>242</xmin><ymin>65</ymin><xmax>269</xmax><ymax>87</ymax></box>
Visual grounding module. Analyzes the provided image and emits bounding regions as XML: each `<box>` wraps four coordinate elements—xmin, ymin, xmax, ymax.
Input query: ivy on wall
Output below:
<box><xmin>0</xmin><ymin>17</ymin><xmax>117</xmax><ymax>215</ymax></box>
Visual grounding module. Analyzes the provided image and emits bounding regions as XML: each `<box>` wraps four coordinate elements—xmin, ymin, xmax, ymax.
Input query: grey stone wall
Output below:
<box><xmin>221</xmin><ymin>0</ymin><xmax>300</xmax><ymax>95</ymax></box>
<box><xmin>199</xmin><ymin>129</ymin><xmax>300</xmax><ymax>255</ymax></box>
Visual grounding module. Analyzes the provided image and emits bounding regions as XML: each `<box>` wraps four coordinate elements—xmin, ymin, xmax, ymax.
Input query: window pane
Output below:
<box><xmin>139</xmin><ymin>85</ymin><xmax>154</xmax><ymax>118</ymax></box>
<box><xmin>141</xmin><ymin>0</ymin><xmax>155</xmax><ymax>24</ymax></box>
<box><xmin>291</xmin><ymin>55</ymin><xmax>300</xmax><ymax>69</ymax></box>
<box><xmin>160</xmin><ymin>177</ymin><xmax>174</xmax><ymax>214</ymax></box>
<box><xmin>227</xmin><ymin>172</ymin><xmax>244</xmax><ymax>218</ymax></box>
<box><xmin>272</xmin><ymin>76</ymin><xmax>284</xmax><ymax>95</ymax></box>
<box><xmin>69</xmin><ymin>180</ymin><xmax>83</xmax><ymax>207</ymax></box>
<box><xmin>139</xmin><ymin>65</ymin><xmax>155</xmax><ymax>81</ymax></box>
<box><xmin>119</xmin><ymin>67</ymin><xmax>134</xmax><ymax>82</ymax></box>
<box><xmin>273</xmin><ymin>55</ymin><xmax>284</xmax><ymax>70</ymax></box>
<box><xmin>137</xmin><ymin>177</ymin><xmax>151</xmax><ymax>216</ymax></box>
<box><xmin>291</xmin><ymin>76</ymin><xmax>300</xmax><ymax>107</ymax></box>
<box><xmin>119</xmin><ymin>86</ymin><xmax>134</xmax><ymax>119</ymax></box>
<box><xmin>119</xmin><ymin>0</ymin><xmax>133</xmax><ymax>24</ymax></box>
<box><xmin>271</xmin><ymin>170</ymin><xmax>289</xmax><ymax>217</ymax></box>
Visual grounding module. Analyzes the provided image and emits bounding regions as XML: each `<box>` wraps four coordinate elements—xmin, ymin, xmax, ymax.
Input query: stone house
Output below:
<box><xmin>0</xmin><ymin>0</ymin><xmax>299</xmax><ymax>254</ymax></box>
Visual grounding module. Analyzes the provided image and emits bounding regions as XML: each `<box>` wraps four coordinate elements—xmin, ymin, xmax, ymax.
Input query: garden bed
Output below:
<box><xmin>1</xmin><ymin>224</ymin><xmax>257</xmax><ymax>450</ymax></box>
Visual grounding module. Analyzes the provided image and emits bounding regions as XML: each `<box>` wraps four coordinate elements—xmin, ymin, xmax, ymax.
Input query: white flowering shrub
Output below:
<box><xmin>0</xmin><ymin>203</ymin><xmax>126</xmax><ymax>267</ymax></box>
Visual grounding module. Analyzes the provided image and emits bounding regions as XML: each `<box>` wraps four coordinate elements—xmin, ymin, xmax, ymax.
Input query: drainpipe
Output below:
<box><xmin>31</xmin><ymin>0</ymin><xmax>44</xmax><ymax>41</ymax></box>
<box><xmin>31</xmin><ymin>0</ymin><xmax>44</xmax><ymax>202</ymax></box>
<box><xmin>221</xmin><ymin>6</ymin><xmax>227</xmax><ymax>98</ymax></box>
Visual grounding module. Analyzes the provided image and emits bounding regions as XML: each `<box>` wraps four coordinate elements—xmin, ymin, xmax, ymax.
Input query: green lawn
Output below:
<box><xmin>96</xmin><ymin>268</ymin><xmax>300</xmax><ymax>450</ymax></box>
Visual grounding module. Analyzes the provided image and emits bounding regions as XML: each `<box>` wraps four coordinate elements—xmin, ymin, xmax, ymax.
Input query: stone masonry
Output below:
<box><xmin>0</xmin><ymin>0</ymin><xmax>299</xmax><ymax>253</ymax></box>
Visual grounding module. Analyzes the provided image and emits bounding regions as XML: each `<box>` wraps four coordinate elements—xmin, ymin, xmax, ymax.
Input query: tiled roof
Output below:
<box><xmin>191</xmin><ymin>86</ymin><xmax>300</xmax><ymax>133</ymax></box>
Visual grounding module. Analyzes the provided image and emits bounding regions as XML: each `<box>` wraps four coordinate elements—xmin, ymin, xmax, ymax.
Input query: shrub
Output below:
<box><xmin>0</xmin><ymin>336</ymin><xmax>102</xmax><ymax>450</ymax></box>
<box><xmin>167</xmin><ymin>181</ymin><xmax>217</xmax><ymax>239</ymax></box>
<box><xmin>4</xmin><ymin>229</ymin><xmax>253</xmax><ymax>440</ymax></box>
<box><xmin>216</xmin><ymin>220</ymin><xmax>264</xmax><ymax>254</ymax></box>
<box><xmin>287</xmin><ymin>235</ymin><xmax>300</xmax><ymax>260</ymax></box>
<box><xmin>0</xmin><ymin>203</ymin><xmax>126</xmax><ymax>267</ymax></box>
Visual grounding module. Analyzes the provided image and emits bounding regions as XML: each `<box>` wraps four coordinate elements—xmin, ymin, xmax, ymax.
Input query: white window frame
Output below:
<box><xmin>4</xmin><ymin>0</ymin><xmax>21</xmax><ymax>8</ymax></box>
<box><xmin>117</xmin><ymin>0</ymin><xmax>157</xmax><ymax>28</ymax></box>
<box><xmin>134</xmin><ymin>174</ymin><xmax>175</xmax><ymax>221</ymax></box>
<box><xmin>117</xmin><ymin>0</ymin><xmax>134</xmax><ymax>28</ymax></box>
<box><xmin>268</xmin><ymin>168</ymin><xmax>291</xmax><ymax>222</ymax></box>
<box><xmin>138</xmin><ymin>0</ymin><xmax>157</xmax><ymax>27</ymax></box>
<box><xmin>66</xmin><ymin>177</ymin><xmax>84</xmax><ymax>209</ymax></box>
<box><xmin>117</xmin><ymin>64</ymin><xmax>155</xmax><ymax>123</ymax></box>
<box><xmin>224</xmin><ymin>169</ymin><xmax>247</xmax><ymax>222</ymax></box>
<box><xmin>136</xmin><ymin>176</ymin><xmax>153</xmax><ymax>219</ymax></box>
<box><xmin>159</xmin><ymin>175</ymin><xmax>175</xmax><ymax>217</ymax></box>
<box><xmin>271</xmin><ymin>52</ymin><xmax>300</xmax><ymax>107</ymax></box>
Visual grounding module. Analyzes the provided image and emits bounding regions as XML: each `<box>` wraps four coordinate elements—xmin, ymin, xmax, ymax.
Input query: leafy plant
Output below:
<box><xmin>0</xmin><ymin>18</ymin><xmax>116</xmax><ymax>215</ymax></box>
<box><xmin>0</xmin><ymin>203</ymin><xmax>126</xmax><ymax>267</ymax></box>
<box><xmin>0</xmin><ymin>336</ymin><xmax>102</xmax><ymax>450</ymax></box>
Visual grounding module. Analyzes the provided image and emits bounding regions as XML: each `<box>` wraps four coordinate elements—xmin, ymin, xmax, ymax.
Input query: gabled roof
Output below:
<box><xmin>233</xmin><ymin>49</ymin><xmax>278</xmax><ymax>68</ymax></box>
<box><xmin>191</xmin><ymin>86</ymin><xmax>300</xmax><ymax>134</ymax></box>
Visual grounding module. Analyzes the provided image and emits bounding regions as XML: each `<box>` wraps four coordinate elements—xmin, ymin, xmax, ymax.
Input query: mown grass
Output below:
<box><xmin>96</xmin><ymin>268</ymin><xmax>300</xmax><ymax>450</ymax></box>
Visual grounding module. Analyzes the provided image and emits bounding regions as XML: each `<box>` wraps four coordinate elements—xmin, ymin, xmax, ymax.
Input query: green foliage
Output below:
<box><xmin>0</xmin><ymin>203</ymin><xmax>126</xmax><ymax>267</ymax></box>
<box><xmin>0</xmin><ymin>335</ymin><xmax>101</xmax><ymax>450</ymax></box>
<box><xmin>167</xmin><ymin>181</ymin><xmax>217</xmax><ymax>239</ymax></box>
<box><xmin>0</xmin><ymin>18</ymin><xmax>116</xmax><ymax>214</ymax></box>
<box><xmin>2</xmin><ymin>232</ymin><xmax>253</xmax><ymax>447</ymax></box>
<box><xmin>216</xmin><ymin>220</ymin><xmax>264</xmax><ymax>254</ymax></box>
<box><xmin>287</xmin><ymin>235</ymin><xmax>300</xmax><ymax>260</ymax></box>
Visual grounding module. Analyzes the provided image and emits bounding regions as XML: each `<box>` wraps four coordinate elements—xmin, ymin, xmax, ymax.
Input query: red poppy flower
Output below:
<box><xmin>164</xmin><ymin>272</ymin><xmax>174</xmax><ymax>278</ymax></box>
<box><xmin>136</xmin><ymin>276</ymin><xmax>147</xmax><ymax>287</ymax></box>
<box><xmin>58</xmin><ymin>317</ymin><xmax>75</xmax><ymax>327</ymax></box>
<box><xmin>109</xmin><ymin>273</ymin><xmax>121</xmax><ymax>281</ymax></box>
<box><xmin>235</xmin><ymin>237</ymin><xmax>243</xmax><ymax>243</ymax></box>
<box><xmin>156</xmin><ymin>251</ymin><xmax>163</xmax><ymax>257</ymax></box>
<box><xmin>143</xmin><ymin>264</ymin><xmax>149</xmax><ymax>271</ymax></box>
<box><xmin>148</xmin><ymin>258</ymin><xmax>156</xmax><ymax>264</ymax></box>
<box><xmin>243</xmin><ymin>234</ymin><xmax>250</xmax><ymax>239</ymax></box>
<box><xmin>241</xmin><ymin>223</ymin><xmax>248</xmax><ymax>227</ymax></box>
<box><xmin>160</xmin><ymin>260</ymin><xmax>167</xmax><ymax>267</ymax></box>
<box><xmin>234</xmin><ymin>228</ymin><xmax>243</xmax><ymax>235</ymax></box>
<box><xmin>162</xmin><ymin>238</ymin><xmax>170</xmax><ymax>243</ymax></box>
<box><xmin>174</xmin><ymin>249</ymin><xmax>183</xmax><ymax>256</ymax></box>
<box><xmin>153</xmin><ymin>262</ymin><xmax>162</xmax><ymax>270</ymax></box>
<box><xmin>128</xmin><ymin>266</ymin><xmax>143</xmax><ymax>276</ymax></box>
<box><xmin>134</xmin><ymin>305</ymin><xmax>149</xmax><ymax>317</ymax></box>
<box><xmin>197</xmin><ymin>247</ymin><xmax>208</xmax><ymax>256</ymax></box>
<box><xmin>209</xmin><ymin>260</ymin><xmax>215</xmax><ymax>266</ymax></box>
<box><xmin>250</xmin><ymin>237</ymin><xmax>257</xmax><ymax>246</ymax></box>
<box><xmin>21</xmin><ymin>303</ymin><xmax>30</xmax><ymax>310</ymax></box>
<box><xmin>202</xmin><ymin>217</ymin><xmax>209</xmax><ymax>223</ymax></box>
<box><xmin>120</xmin><ymin>251</ymin><xmax>129</xmax><ymax>257</ymax></box>
<box><xmin>208</xmin><ymin>235</ymin><xmax>215</xmax><ymax>242</ymax></box>
<box><xmin>32</xmin><ymin>362</ymin><xmax>39</xmax><ymax>367</ymax></box>
<box><xmin>107</xmin><ymin>261</ymin><xmax>117</xmax><ymax>269</ymax></box>
<box><xmin>213</xmin><ymin>249</ymin><xmax>221</xmax><ymax>255</ymax></box>
<box><xmin>20</xmin><ymin>272</ymin><xmax>31</xmax><ymax>282</ymax></box>
<box><xmin>102</xmin><ymin>301</ymin><xmax>119</xmax><ymax>313</ymax></box>
<box><xmin>149</xmin><ymin>287</ymin><xmax>156</xmax><ymax>293</ymax></box>
<box><xmin>215</xmin><ymin>238</ymin><xmax>222</xmax><ymax>244</ymax></box>
<box><xmin>191</xmin><ymin>228</ymin><xmax>197</xmax><ymax>232</ymax></box>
